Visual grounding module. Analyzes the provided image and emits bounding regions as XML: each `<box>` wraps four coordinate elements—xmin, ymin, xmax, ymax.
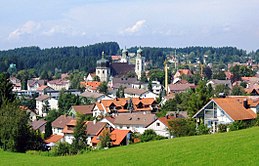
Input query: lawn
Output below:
<box><xmin>1</xmin><ymin>127</ymin><xmax>259</xmax><ymax>165</ymax></box>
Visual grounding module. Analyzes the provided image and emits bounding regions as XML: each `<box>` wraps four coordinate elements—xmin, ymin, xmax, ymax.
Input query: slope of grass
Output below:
<box><xmin>2</xmin><ymin>127</ymin><xmax>259</xmax><ymax>165</ymax></box>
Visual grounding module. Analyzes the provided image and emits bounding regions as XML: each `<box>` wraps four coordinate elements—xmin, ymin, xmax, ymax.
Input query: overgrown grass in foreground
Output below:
<box><xmin>1</xmin><ymin>127</ymin><xmax>259</xmax><ymax>165</ymax></box>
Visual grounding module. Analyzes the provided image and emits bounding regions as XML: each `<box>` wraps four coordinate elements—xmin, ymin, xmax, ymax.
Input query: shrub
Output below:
<box><xmin>196</xmin><ymin>124</ymin><xmax>210</xmax><ymax>135</ymax></box>
<box><xmin>217</xmin><ymin>124</ymin><xmax>228</xmax><ymax>133</ymax></box>
<box><xmin>140</xmin><ymin>129</ymin><xmax>166</xmax><ymax>142</ymax></box>
<box><xmin>168</xmin><ymin>118</ymin><xmax>196</xmax><ymax>137</ymax></box>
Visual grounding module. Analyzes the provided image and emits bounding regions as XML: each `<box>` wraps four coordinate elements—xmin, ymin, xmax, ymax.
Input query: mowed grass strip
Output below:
<box><xmin>1</xmin><ymin>127</ymin><xmax>259</xmax><ymax>166</ymax></box>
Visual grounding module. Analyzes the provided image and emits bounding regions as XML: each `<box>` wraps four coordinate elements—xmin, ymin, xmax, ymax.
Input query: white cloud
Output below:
<box><xmin>8</xmin><ymin>21</ymin><xmax>41</xmax><ymax>40</ymax></box>
<box><xmin>123</xmin><ymin>20</ymin><xmax>146</xmax><ymax>33</ymax></box>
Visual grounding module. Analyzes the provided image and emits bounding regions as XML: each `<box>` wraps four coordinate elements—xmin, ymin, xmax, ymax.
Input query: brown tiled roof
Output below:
<box><xmin>110</xmin><ymin>63</ymin><xmax>135</xmax><ymax>76</ymax></box>
<box><xmin>72</xmin><ymin>104</ymin><xmax>95</xmax><ymax>115</ymax></box>
<box><xmin>168</xmin><ymin>83</ymin><xmax>195</xmax><ymax>92</ymax></box>
<box><xmin>213</xmin><ymin>97</ymin><xmax>257</xmax><ymax>120</ymax></box>
<box><xmin>31</xmin><ymin>119</ymin><xmax>47</xmax><ymax>130</ymax></box>
<box><xmin>28</xmin><ymin>79</ymin><xmax>46</xmax><ymax>87</ymax></box>
<box><xmin>36</xmin><ymin>85</ymin><xmax>50</xmax><ymax>91</ymax></box>
<box><xmin>51</xmin><ymin>115</ymin><xmax>73</xmax><ymax>128</ymax></box>
<box><xmin>113</xmin><ymin>113</ymin><xmax>157</xmax><ymax>127</ymax></box>
<box><xmin>62</xmin><ymin>119</ymin><xmax>77</xmax><ymax>134</ymax></box>
<box><xmin>35</xmin><ymin>95</ymin><xmax>50</xmax><ymax>101</ymax></box>
<box><xmin>86</xmin><ymin>121</ymin><xmax>107</xmax><ymax>136</ymax></box>
<box><xmin>45</xmin><ymin>135</ymin><xmax>63</xmax><ymax>144</ymax></box>
<box><xmin>124</xmin><ymin>88</ymin><xmax>148</xmax><ymax>95</ymax></box>
<box><xmin>80</xmin><ymin>91</ymin><xmax>105</xmax><ymax>99</ymax></box>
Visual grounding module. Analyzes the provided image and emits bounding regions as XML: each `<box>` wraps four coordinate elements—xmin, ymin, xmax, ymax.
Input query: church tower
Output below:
<box><xmin>120</xmin><ymin>48</ymin><xmax>128</xmax><ymax>63</ymax></box>
<box><xmin>96</xmin><ymin>51</ymin><xmax>110</xmax><ymax>82</ymax></box>
<box><xmin>135</xmin><ymin>48</ymin><xmax>145</xmax><ymax>80</ymax></box>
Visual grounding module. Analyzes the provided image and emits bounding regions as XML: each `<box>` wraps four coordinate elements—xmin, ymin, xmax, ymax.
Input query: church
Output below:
<box><xmin>95</xmin><ymin>48</ymin><xmax>145</xmax><ymax>82</ymax></box>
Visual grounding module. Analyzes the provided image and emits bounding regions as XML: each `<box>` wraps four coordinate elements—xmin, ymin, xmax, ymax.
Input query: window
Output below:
<box><xmin>156</xmin><ymin>122</ymin><xmax>160</xmax><ymax>126</ymax></box>
<box><xmin>103</xmin><ymin>70</ymin><xmax>104</xmax><ymax>74</ymax></box>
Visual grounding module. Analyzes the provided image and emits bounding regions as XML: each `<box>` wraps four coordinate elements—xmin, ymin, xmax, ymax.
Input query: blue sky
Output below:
<box><xmin>1</xmin><ymin>0</ymin><xmax>259</xmax><ymax>51</ymax></box>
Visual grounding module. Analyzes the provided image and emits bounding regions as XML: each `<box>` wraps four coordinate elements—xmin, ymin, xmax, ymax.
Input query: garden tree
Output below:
<box><xmin>116</xmin><ymin>85</ymin><xmax>125</xmax><ymax>98</ymax></box>
<box><xmin>98</xmin><ymin>129</ymin><xmax>111</xmax><ymax>148</ymax></box>
<box><xmin>203</xmin><ymin>66</ymin><xmax>212</xmax><ymax>80</ymax></box>
<box><xmin>140</xmin><ymin>129</ymin><xmax>165</xmax><ymax>142</ymax></box>
<box><xmin>58</xmin><ymin>90</ymin><xmax>80</xmax><ymax>114</ymax></box>
<box><xmin>72</xmin><ymin>114</ymin><xmax>88</xmax><ymax>152</ymax></box>
<box><xmin>45</xmin><ymin>109</ymin><xmax>62</xmax><ymax>138</ymax></box>
<box><xmin>18</xmin><ymin>96</ymin><xmax>36</xmax><ymax>110</ymax></box>
<box><xmin>0</xmin><ymin>101</ymin><xmax>44</xmax><ymax>152</ymax></box>
<box><xmin>213</xmin><ymin>84</ymin><xmax>230</xmax><ymax>97</ymax></box>
<box><xmin>149</xmin><ymin>69</ymin><xmax>165</xmax><ymax>85</ymax></box>
<box><xmin>148</xmin><ymin>81</ymin><xmax>152</xmax><ymax>92</ymax></box>
<box><xmin>43</xmin><ymin>100</ymin><xmax>50</xmax><ymax>114</ymax></box>
<box><xmin>69</xmin><ymin>70</ymin><xmax>86</xmax><ymax>89</ymax></box>
<box><xmin>98</xmin><ymin>81</ymin><xmax>108</xmax><ymax>95</ymax></box>
<box><xmin>186</xmin><ymin>80</ymin><xmax>211</xmax><ymax>117</ymax></box>
<box><xmin>140</xmin><ymin>72</ymin><xmax>148</xmax><ymax>83</ymax></box>
<box><xmin>240</xmin><ymin>81</ymin><xmax>247</xmax><ymax>88</ymax></box>
<box><xmin>231</xmin><ymin>85</ymin><xmax>246</xmax><ymax>96</ymax></box>
<box><xmin>40</xmin><ymin>70</ymin><xmax>52</xmax><ymax>80</ymax></box>
<box><xmin>0</xmin><ymin>73</ymin><xmax>15</xmax><ymax>107</ymax></box>
<box><xmin>16</xmin><ymin>69</ymin><xmax>37</xmax><ymax>90</ymax></box>
<box><xmin>93</xmin><ymin>75</ymin><xmax>100</xmax><ymax>81</ymax></box>
<box><xmin>168</xmin><ymin>118</ymin><xmax>196</xmax><ymax>137</ymax></box>
<box><xmin>212</xmin><ymin>70</ymin><xmax>226</xmax><ymax>80</ymax></box>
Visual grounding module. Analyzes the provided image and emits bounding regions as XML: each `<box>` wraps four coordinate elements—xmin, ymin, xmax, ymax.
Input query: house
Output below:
<box><xmin>147</xmin><ymin>115</ymin><xmax>175</xmax><ymax>138</ymax></box>
<box><xmin>93</xmin><ymin>97</ymin><xmax>158</xmax><ymax>117</ymax></box>
<box><xmin>207</xmin><ymin>79</ymin><xmax>233</xmax><ymax>89</ymax></box>
<box><xmin>151</xmin><ymin>81</ymin><xmax>162</xmax><ymax>95</ymax></box>
<box><xmin>168</xmin><ymin>83</ymin><xmax>195</xmax><ymax>94</ymax></box>
<box><xmin>44</xmin><ymin>89</ymin><xmax>81</xmax><ymax>99</ymax></box>
<box><xmin>101</xmin><ymin>113</ymin><xmax>157</xmax><ymax>134</ymax></box>
<box><xmin>174</xmin><ymin>69</ymin><xmax>192</xmax><ymax>79</ymax></box>
<box><xmin>111</xmin><ymin>77</ymin><xmax>140</xmax><ymax>89</ymax></box>
<box><xmin>35</xmin><ymin>95</ymin><xmax>58</xmax><ymax>117</ymax></box>
<box><xmin>20</xmin><ymin>106</ymin><xmax>37</xmax><ymax>121</ymax></box>
<box><xmin>245</xmin><ymin>86</ymin><xmax>259</xmax><ymax>96</ymax></box>
<box><xmin>124</xmin><ymin>88</ymin><xmax>158</xmax><ymax>98</ymax></box>
<box><xmin>84</xmin><ymin>73</ymin><xmax>96</xmax><ymax>82</ymax></box>
<box><xmin>62</xmin><ymin>119</ymin><xmax>77</xmax><ymax>144</ymax></box>
<box><xmin>47</xmin><ymin>79</ymin><xmax>70</xmax><ymax>90</ymax></box>
<box><xmin>80</xmin><ymin>81</ymin><xmax>101</xmax><ymax>92</ymax></box>
<box><xmin>193</xmin><ymin>96</ymin><xmax>258</xmax><ymax>133</ymax></box>
<box><xmin>91</xmin><ymin>129</ymin><xmax>131</xmax><ymax>147</ymax></box>
<box><xmin>36</xmin><ymin>85</ymin><xmax>54</xmax><ymax>95</ymax></box>
<box><xmin>69</xmin><ymin>104</ymin><xmax>95</xmax><ymax>117</ymax></box>
<box><xmin>31</xmin><ymin>119</ymin><xmax>47</xmax><ymax>134</ymax></box>
<box><xmin>86</xmin><ymin>121</ymin><xmax>109</xmax><ymax>146</ymax></box>
<box><xmin>27</xmin><ymin>79</ymin><xmax>46</xmax><ymax>91</ymax></box>
<box><xmin>10</xmin><ymin>77</ymin><xmax>21</xmax><ymax>91</ymax></box>
<box><xmin>51</xmin><ymin>115</ymin><xmax>74</xmax><ymax>135</ymax></box>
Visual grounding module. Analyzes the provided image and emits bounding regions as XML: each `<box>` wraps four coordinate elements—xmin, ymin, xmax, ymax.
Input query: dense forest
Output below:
<box><xmin>0</xmin><ymin>42</ymin><xmax>258</xmax><ymax>75</ymax></box>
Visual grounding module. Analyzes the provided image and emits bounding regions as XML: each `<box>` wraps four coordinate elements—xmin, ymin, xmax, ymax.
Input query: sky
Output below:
<box><xmin>1</xmin><ymin>0</ymin><xmax>259</xmax><ymax>51</ymax></box>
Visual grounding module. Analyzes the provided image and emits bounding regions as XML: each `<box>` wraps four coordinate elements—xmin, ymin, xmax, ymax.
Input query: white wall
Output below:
<box><xmin>147</xmin><ymin>120</ymin><xmax>170</xmax><ymax>138</ymax></box>
<box><xmin>63</xmin><ymin>134</ymin><xmax>74</xmax><ymax>144</ymax></box>
<box><xmin>52</xmin><ymin>127</ymin><xmax>64</xmax><ymax>136</ymax></box>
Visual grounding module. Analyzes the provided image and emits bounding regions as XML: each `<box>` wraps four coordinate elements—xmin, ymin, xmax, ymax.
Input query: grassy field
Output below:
<box><xmin>1</xmin><ymin>127</ymin><xmax>259</xmax><ymax>166</ymax></box>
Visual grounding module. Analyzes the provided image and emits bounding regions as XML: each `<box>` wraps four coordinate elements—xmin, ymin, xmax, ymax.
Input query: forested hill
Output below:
<box><xmin>0</xmin><ymin>42</ymin><xmax>120</xmax><ymax>73</ymax></box>
<box><xmin>0</xmin><ymin>42</ymin><xmax>258</xmax><ymax>75</ymax></box>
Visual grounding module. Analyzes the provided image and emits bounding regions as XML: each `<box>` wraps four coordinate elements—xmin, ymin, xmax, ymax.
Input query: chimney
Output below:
<box><xmin>243</xmin><ymin>99</ymin><xmax>249</xmax><ymax>109</ymax></box>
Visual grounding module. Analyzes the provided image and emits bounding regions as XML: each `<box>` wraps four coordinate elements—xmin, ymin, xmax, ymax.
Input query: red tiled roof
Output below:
<box><xmin>213</xmin><ymin>97</ymin><xmax>257</xmax><ymax>121</ymax></box>
<box><xmin>45</xmin><ymin>135</ymin><xmax>63</xmax><ymax>144</ymax></box>
<box><xmin>110</xmin><ymin>129</ymin><xmax>130</xmax><ymax>146</ymax></box>
<box><xmin>158</xmin><ymin>116</ymin><xmax>176</xmax><ymax>127</ymax></box>
<box><xmin>62</xmin><ymin>119</ymin><xmax>77</xmax><ymax>134</ymax></box>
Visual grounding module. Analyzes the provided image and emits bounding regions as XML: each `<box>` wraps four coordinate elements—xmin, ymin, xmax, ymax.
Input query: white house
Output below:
<box><xmin>124</xmin><ymin>88</ymin><xmax>158</xmax><ymax>99</ymax></box>
<box><xmin>147</xmin><ymin>116</ymin><xmax>175</xmax><ymax>138</ymax></box>
<box><xmin>62</xmin><ymin>119</ymin><xmax>76</xmax><ymax>144</ymax></box>
<box><xmin>193</xmin><ymin>96</ymin><xmax>258</xmax><ymax>133</ymax></box>
<box><xmin>47</xmin><ymin>79</ymin><xmax>70</xmax><ymax>90</ymax></box>
<box><xmin>27</xmin><ymin>79</ymin><xmax>46</xmax><ymax>91</ymax></box>
<box><xmin>35</xmin><ymin>95</ymin><xmax>58</xmax><ymax>117</ymax></box>
<box><xmin>101</xmin><ymin>113</ymin><xmax>157</xmax><ymax>134</ymax></box>
<box><xmin>51</xmin><ymin>115</ymin><xmax>74</xmax><ymax>135</ymax></box>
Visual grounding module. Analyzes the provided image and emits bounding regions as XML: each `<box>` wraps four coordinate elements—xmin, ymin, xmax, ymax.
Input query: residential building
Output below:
<box><xmin>168</xmin><ymin>83</ymin><xmax>195</xmax><ymax>94</ymax></box>
<box><xmin>69</xmin><ymin>104</ymin><xmax>95</xmax><ymax>117</ymax></box>
<box><xmin>193</xmin><ymin>96</ymin><xmax>258</xmax><ymax>133</ymax></box>
<box><xmin>80</xmin><ymin>81</ymin><xmax>101</xmax><ymax>92</ymax></box>
<box><xmin>47</xmin><ymin>79</ymin><xmax>70</xmax><ymax>90</ymax></box>
<box><xmin>51</xmin><ymin>115</ymin><xmax>74</xmax><ymax>135</ymax></box>
<box><xmin>27</xmin><ymin>79</ymin><xmax>46</xmax><ymax>91</ymax></box>
<box><xmin>207</xmin><ymin>79</ymin><xmax>233</xmax><ymax>89</ymax></box>
<box><xmin>124</xmin><ymin>88</ymin><xmax>158</xmax><ymax>98</ymax></box>
<box><xmin>31</xmin><ymin>119</ymin><xmax>47</xmax><ymax>134</ymax></box>
<box><xmin>35</xmin><ymin>95</ymin><xmax>58</xmax><ymax>117</ymax></box>
<box><xmin>62</xmin><ymin>119</ymin><xmax>77</xmax><ymax>144</ymax></box>
<box><xmin>10</xmin><ymin>77</ymin><xmax>21</xmax><ymax>91</ymax></box>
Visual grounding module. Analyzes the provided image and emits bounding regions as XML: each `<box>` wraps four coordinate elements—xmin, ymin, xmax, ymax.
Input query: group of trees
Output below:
<box><xmin>0</xmin><ymin>73</ymin><xmax>44</xmax><ymax>152</ymax></box>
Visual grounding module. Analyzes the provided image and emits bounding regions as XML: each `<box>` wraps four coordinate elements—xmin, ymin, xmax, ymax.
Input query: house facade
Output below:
<box><xmin>193</xmin><ymin>97</ymin><xmax>258</xmax><ymax>133</ymax></box>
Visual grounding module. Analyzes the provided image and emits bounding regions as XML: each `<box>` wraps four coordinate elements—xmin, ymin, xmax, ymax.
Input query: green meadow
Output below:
<box><xmin>1</xmin><ymin>127</ymin><xmax>259</xmax><ymax>166</ymax></box>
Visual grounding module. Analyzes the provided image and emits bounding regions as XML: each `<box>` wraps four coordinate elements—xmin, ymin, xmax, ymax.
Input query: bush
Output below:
<box><xmin>52</xmin><ymin>142</ymin><xmax>71</xmax><ymax>156</ymax></box>
<box><xmin>168</xmin><ymin>118</ymin><xmax>196</xmax><ymax>137</ymax></box>
<box><xmin>228</xmin><ymin>121</ymin><xmax>245</xmax><ymax>131</ymax></box>
<box><xmin>140</xmin><ymin>129</ymin><xmax>166</xmax><ymax>142</ymax></box>
<box><xmin>217</xmin><ymin>124</ymin><xmax>228</xmax><ymax>133</ymax></box>
<box><xmin>196</xmin><ymin>124</ymin><xmax>209</xmax><ymax>135</ymax></box>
